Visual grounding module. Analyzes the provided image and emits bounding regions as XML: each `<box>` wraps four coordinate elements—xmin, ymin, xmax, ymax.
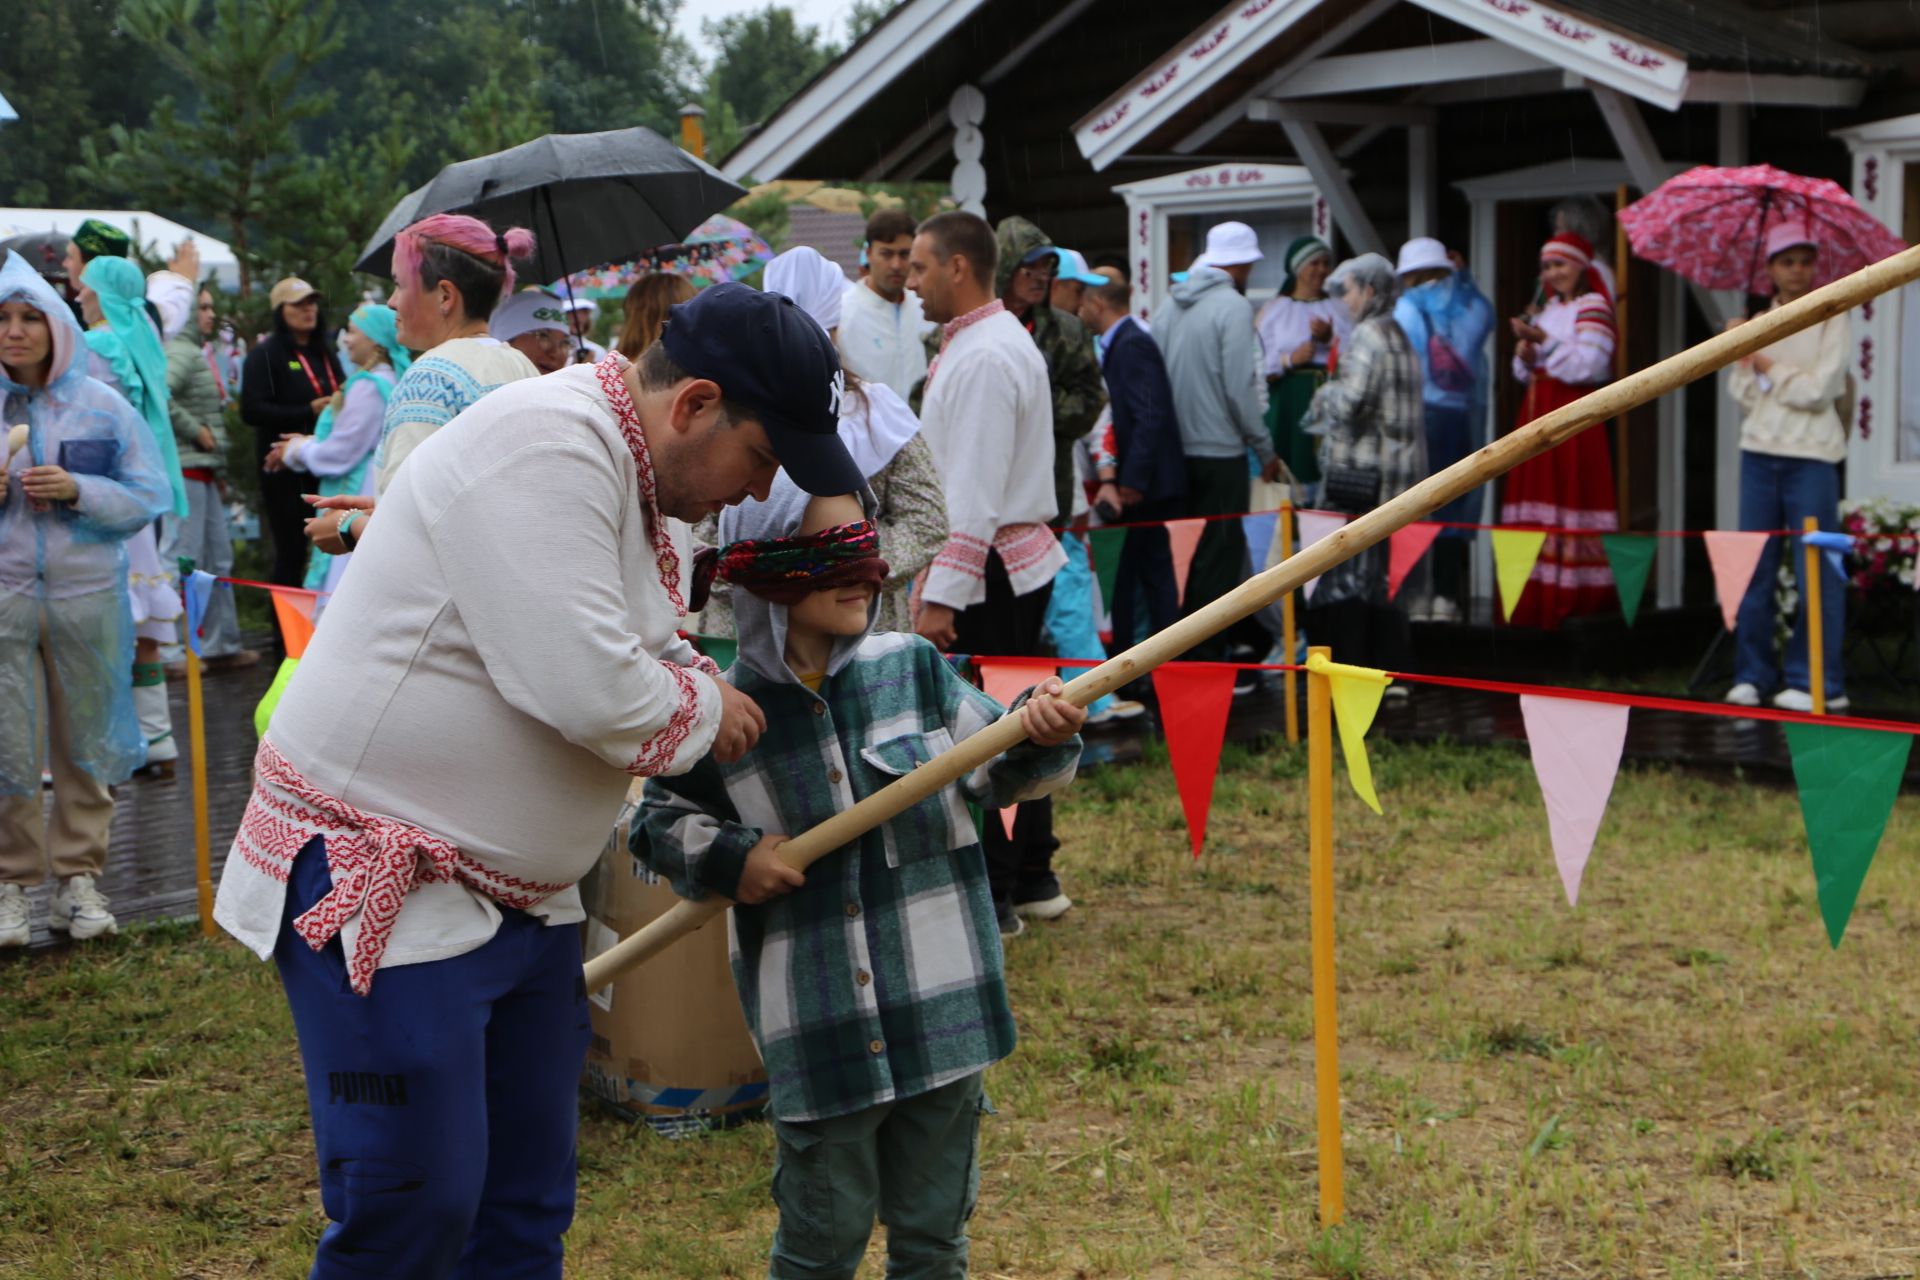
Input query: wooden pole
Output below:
<box><xmin>1804</xmin><ymin>515</ymin><xmax>1826</xmax><ymax>716</ymax></box>
<box><xmin>1280</xmin><ymin>498</ymin><xmax>1300</xmax><ymax>745</ymax></box>
<box><xmin>185</xmin><ymin>648</ymin><xmax>214</xmax><ymax>938</ymax></box>
<box><xmin>582</xmin><ymin>244</ymin><xmax>1920</xmax><ymax>990</ymax></box>
<box><xmin>1306</xmin><ymin>645</ymin><xmax>1344</xmax><ymax>1225</ymax></box>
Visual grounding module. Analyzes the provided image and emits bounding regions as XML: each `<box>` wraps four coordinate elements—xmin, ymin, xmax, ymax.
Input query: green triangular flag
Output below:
<box><xmin>1088</xmin><ymin>527</ymin><xmax>1125</xmax><ymax>619</ymax></box>
<box><xmin>1782</xmin><ymin>722</ymin><xmax>1911</xmax><ymax>947</ymax></box>
<box><xmin>1599</xmin><ymin>534</ymin><xmax>1656</xmax><ymax>627</ymax></box>
<box><xmin>697</xmin><ymin>635</ymin><xmax>737</xmax><ymax>671</ymax></box>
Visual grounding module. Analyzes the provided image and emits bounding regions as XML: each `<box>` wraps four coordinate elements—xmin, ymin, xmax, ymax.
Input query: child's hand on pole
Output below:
<box><xmin>1018</xmin><ymin>678</ymin><xmax>1086</xmax><ymax>747</ymax></box>
<box><xmin>735</xmin><ymin>834</ymin><xmax>804</xmax><ymax>904</ymax></box>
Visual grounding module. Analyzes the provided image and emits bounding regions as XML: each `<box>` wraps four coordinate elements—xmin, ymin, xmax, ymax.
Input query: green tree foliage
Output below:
<box><xmin>845</xmin><ymin>0</ymin><xmax>896</xmax><ymax>43</ymax></box>
<box><xmin>702</xmin><ymin>5</ymin><xmax>835</xmax><ymax>131</ymax></box>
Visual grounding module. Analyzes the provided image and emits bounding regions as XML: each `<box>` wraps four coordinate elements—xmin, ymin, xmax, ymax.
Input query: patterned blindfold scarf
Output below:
<box><xmin>690</xmin><ymin>519</ymin><xmax>890</xmax><ymax>612</ymax></box>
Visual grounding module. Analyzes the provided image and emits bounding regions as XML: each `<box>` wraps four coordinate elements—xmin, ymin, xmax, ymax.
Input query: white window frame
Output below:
<box><xmin>1837</xmin><ymin>114</ymin><xmax>1920</xmax><ymax>506</ymax></box>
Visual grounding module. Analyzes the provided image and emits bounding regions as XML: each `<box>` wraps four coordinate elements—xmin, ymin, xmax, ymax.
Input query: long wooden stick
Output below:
<box><xmin>583</xmin><ymin>245</ymin><xmax>1920</xmax><ymax>991</ymax></box>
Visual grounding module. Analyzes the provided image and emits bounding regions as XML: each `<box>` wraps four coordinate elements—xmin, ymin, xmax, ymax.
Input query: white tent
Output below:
<box><xmin>0</xmin><ymin>207</ymin><xmax>242</xmax><ymax>290</ymax></box>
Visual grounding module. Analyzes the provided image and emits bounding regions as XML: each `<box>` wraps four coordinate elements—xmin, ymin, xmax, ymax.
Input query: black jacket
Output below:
<box><xmin>1102</xmin><ymin>317</ymin><xmax>1187</xmax><ymax>505</ymax></box>
<box><xmin>240</xmin><ymin>329</ymin><xmax>343</xmax><ymax>466</ymax></box>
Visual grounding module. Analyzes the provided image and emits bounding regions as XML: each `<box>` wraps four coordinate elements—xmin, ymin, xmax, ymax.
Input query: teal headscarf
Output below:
<box><xmin>1279</xmin><ymin>236</ymin><xmax>1333</xmax><ymax>299</ymax></box>
<box><xmin>301</xmin><ymin>303</ymin><xmax>408</xmax><ymax>589</ymax></box>
<box><xmin>81</xmin><ymin>255</ymin><xmax>188</xmax><ymax>517</ymax></box>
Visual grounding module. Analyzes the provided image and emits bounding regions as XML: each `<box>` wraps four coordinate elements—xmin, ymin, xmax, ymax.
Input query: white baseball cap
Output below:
<box><xmin>1394</xmin><ymin>237</ymin><xmax>1453</xmax><ymax>277</ymax></box>
<box><xmin>490</xmin><ymin>290</ymin><xmax>570</xmax><ymax>342</ymax></box>
<box><xmin>1192</xmin><ymin>221</ymin><xmax>1264</xmax><ymax>270</ymax></box>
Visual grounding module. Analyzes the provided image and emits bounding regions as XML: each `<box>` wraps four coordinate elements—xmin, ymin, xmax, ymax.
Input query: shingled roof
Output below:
<box><xmin>1565</xmin><ymin>0</ymin><xmax>1874</xmax><ymax>78</ymax></box>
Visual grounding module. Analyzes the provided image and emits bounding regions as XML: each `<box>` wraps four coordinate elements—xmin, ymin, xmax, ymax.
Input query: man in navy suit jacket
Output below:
<box><xmin>1081</xmin><ymin>270</ymin><xmax>1187</xmax><ymax>651</ymax></box>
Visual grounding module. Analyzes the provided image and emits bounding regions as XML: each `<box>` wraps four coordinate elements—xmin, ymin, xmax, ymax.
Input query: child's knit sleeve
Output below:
<box><xmin>631</xmin><ymin>756</ymin><xmax>762</xmax><ymax>902</ymax></box>
<box><xmin>920</xmin><ymin>639</ymin><xmax>1082</xmax><ymax>809</ymax></box>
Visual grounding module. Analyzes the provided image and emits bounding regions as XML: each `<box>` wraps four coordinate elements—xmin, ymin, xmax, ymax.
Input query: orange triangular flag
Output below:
<box><xmin>1703</xmin><ymin>531</ymin><xmax>1770</xmax><ymax>631</ymax></box>
<box><xmin>271</xmin><ymin>588</ymin><xmax>320</xmax><ymax>659</ymax></box>
<box><xmin>1166</xmin><ymin>518</ymin><xmax>1205</xmax><ymax>606</ymax></box>
<box><xmin>1151</xmin><ymin>664</ymin><xmax>1237</xmax><ymax>856</ymax></box>
<box><xmin>1387</xmin><ymin>523</ymin><xmax>1444</xmax><ymax>601</ymax></box>
<box><xmin>974</xmin><ymin>658</ymin><xmax>1059</xmax><ymax>839</ymax></box>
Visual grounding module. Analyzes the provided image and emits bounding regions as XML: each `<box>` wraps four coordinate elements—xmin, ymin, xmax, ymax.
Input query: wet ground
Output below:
<box><xmin>17</xmin><ymin>625</ymin><xmax>1917</xmax><ymax>949</ymax></box>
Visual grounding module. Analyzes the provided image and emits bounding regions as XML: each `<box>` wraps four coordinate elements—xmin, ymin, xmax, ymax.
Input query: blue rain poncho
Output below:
<box><xmin>81</xmin><ymin>254</ymin><xmax>188</xmax><ymax>518</ymax></box>
<box><xmin>0</xmin><ymin>251</ymin><xmax>172</xmax><ymax>793</ymax></box>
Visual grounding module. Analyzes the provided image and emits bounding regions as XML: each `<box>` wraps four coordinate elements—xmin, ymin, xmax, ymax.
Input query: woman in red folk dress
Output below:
<box><xmin>1501</xmin><ymin>231</ymin><xmax>1617</xmax><ymax>629</ymax></box>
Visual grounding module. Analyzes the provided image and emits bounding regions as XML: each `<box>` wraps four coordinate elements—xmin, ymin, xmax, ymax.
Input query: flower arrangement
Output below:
<box><xmin>1838</xmin><ymin>497</ymin><xmax>1920</xmax><ymax>592</ymax></box>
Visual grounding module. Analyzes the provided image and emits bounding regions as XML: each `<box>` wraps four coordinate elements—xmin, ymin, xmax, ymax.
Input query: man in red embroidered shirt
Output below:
<box><xmin>908</xmin><ymin>211</ymin><xmax>1071</xmax><ymax>938</ymax></box>
<box><xmin>213</xmin><ymin>283</ymin><xmax>860</xmax><ymax>1280</ymax></box>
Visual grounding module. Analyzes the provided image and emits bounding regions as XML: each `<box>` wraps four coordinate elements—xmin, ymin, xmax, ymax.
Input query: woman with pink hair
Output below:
<box><xmin>303</xmin><ymin>215</ymin><xmax>540</xmax><ymax>554</ymax></box>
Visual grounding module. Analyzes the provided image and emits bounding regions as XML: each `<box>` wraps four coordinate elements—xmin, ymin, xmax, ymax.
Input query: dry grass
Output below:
<box><xmin>2</xmin><ymin>736</ymin><xmax>1918</xmax><ymax>1277</ymax></box>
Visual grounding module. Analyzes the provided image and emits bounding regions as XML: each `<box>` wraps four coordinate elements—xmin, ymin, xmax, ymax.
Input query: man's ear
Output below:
<box><xmin>668</xmin><ymin>377</ymin><xmax>726</xmax><ymax>435</ymax></box>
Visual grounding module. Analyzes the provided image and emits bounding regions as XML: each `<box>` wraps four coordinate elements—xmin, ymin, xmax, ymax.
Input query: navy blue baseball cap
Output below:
<box><xmin>658</xmin><ymin>282</ymin><xmax>863</xmax><ymax>496</ymax></box>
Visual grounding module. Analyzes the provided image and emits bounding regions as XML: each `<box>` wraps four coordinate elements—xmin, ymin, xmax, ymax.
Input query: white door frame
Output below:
<box><xmin>1837</xmin><ymin>114</ymin><xmax>1920</xmax><ymax>507</ymax></box>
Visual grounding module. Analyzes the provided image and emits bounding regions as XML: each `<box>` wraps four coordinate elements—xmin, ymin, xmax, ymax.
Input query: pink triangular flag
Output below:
<box><xmin>1518</xmin><ymin>695</ymin><xmax>1629</xmax><ymax>906</ymax></box>
<box><xmin>975</xmin><ymin>658</ymin><xmax>1059</xmax><ymax>838</ymax></box>
<box><xmin>1295</xmin><ymin>511</ymin><xmax>1347</xmax><ymax>601</ymax></box>
<box><xmin>1166</xmin><ymin>518</ymin><xmax>1205</xmax><ymax>606</ymax></box>
<box><xmin>1387</xmin><ymin>523</ymin><xmax>1443</xmax><ymax>601</ymax></box>
<box><xmin>1703</xmin><ymin>531</ymin><xmax>1771</xmax><ymax>631</ymax></box>
<box><xmin>1150</xmin><ymin>664</ymin><xmax>1237</xmax><ymax>857</ymax></box>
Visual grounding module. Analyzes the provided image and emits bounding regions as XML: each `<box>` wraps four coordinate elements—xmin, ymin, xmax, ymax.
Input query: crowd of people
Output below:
<box><xmin>0</xmin><ymin>192</ymin><xmax>1854</xmax><ymax>1278</ymax></box>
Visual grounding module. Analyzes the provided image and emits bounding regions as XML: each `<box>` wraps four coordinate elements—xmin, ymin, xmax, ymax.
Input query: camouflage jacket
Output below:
<box><xmin>995</xmin><ymin>216</ymin><xmax>1106</xmax><ymax>521</ymax></box>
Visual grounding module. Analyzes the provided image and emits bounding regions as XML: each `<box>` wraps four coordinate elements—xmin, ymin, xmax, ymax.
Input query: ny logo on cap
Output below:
<box><xmin>826</xmin><ymin>368</ymin><xmax>845</xmax><ymax>418</ymax></box>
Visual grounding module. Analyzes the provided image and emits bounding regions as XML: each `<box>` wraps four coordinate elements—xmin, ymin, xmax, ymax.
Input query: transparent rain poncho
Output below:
<box><xmin>0</xmin><ymin>251</ymin><xmax>172</xmax><ymax>794</ymax></box>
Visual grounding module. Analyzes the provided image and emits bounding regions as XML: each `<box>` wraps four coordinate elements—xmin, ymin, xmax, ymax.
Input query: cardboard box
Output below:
<box><xmin>580</xmin><ymin>781</ymin><xmax>768</xmax><ymax>1136</ymax></box>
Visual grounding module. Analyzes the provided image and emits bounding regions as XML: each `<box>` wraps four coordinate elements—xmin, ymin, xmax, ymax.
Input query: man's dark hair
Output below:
<box><xmin>916</xmin><ymin>211</ymin><xmax>997</xmax><ymax>288</ymax></box>
<box><xmin>417</xmin><ymin>241</ymin><xmax>512</xmax><ymax>321</ymax></box>
<box><xmin>632</xmin><ymin>341</ymin><xmax>752</xmax><ymax>425</ymax></box>
<box><xmin>1090</xmin><ymin>274</ymin><xmax>1131</xmax><ymax>316</ymax></box>
<box><xmin>865</xmin><ymin>208</ymin><xmax>917</xmax><ymax>245</ymax></box>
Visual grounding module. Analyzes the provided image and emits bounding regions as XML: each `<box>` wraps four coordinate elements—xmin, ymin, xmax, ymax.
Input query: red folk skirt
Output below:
<box><xmin>1499</xmin><ymin>374</ymin><xmax>1617</xmax><ymax>630</ymax></box>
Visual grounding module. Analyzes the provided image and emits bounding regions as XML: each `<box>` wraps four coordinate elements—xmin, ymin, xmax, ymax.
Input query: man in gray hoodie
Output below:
<box><xmin>1156</xmin><ymin>222</ymin><xmax>1283</xmax><ymax>661</ymax></box>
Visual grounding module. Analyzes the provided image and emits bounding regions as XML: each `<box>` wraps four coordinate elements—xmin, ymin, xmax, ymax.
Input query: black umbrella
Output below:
<box><xmin>353</xmin><ymin>127</ymin><xmax>746</xmax><ymax>285</ymax></box>
<box><xmin>1</xmin><ymin>232</ymin><xmax>72</xmax><ymax>284</ymax></box>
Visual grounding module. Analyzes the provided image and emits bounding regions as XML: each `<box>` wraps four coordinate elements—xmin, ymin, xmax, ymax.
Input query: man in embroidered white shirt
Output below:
<box><xmin>907</xmin><ymin>210</ymin><xmax>1072</xmax><ymax>937</ymax></box>
<box><xmin>213</xmin><ymin>283</ymin><xmax>861</xmax><ymax>1280</ymax></box>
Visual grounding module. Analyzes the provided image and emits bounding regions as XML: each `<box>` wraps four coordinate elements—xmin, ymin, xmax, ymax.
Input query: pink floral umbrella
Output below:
<box><xmin>551</xmin><ymin>214</ymin><xmax>772</xmax><ymax>299</ymax></box>
<box><xmin>1617</xmin><ymin>164</ymin><xmax>1905</xmax><ymax>295</ymax></box>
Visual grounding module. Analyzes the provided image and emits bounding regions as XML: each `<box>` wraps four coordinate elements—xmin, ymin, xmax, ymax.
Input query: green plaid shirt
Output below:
<box><xmin>632</xmin><ymin>630</ymin><xmax>1081</xmax><ymax>1122</ymax></box>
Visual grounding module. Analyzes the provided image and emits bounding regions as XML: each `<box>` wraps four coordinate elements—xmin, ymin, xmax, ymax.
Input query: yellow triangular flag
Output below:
<box><xmin>1490</xmin><ymin>529</ymin><xmax>1548</xmax><ymax>622</ymax></box>
<box><xmin>1307</xmin><ymin>653</ymin><xmax>1391</xmax><ymax>814</ymax></box>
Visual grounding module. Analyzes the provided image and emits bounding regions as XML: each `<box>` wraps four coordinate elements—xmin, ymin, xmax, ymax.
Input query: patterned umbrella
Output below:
<box><xmin>551</xmin><ymin>214</ymin><xmax>773</xmax><ymax>299</ymax></box>
<box><xmin>1618</xmin><ymin>164</ymin><xmax>1905</xmax><ymax>295</ymax></box>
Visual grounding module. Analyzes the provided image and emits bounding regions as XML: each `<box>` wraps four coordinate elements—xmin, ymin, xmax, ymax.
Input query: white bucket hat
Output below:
<box><xmin>1192</xmin><ymin>221</ymin><xmax>1264</xmax><ymax>270</ymax></box>
<box><xmin>1394</xmin><ymin>236</ymin><xmax>1453</xmax><ymax>277</ymax></box>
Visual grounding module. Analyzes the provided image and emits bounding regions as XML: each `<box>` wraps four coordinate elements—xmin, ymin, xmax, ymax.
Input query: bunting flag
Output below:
<box><xmin>270</xmin><ymin>588</ymin><xmax>320</xmax><ymax>659</ymax></box>
<box><xmin>1242</xmin><ymin>512</ymin><xmax>1279</xmax><ymax>574</ymax></box>
<box><xmin>1490</xmin><ymin>529</ymin><xmax>1547</xmax><ymax>622</ymax></box>
<box><xmin>1783</xmin><ymin>722</ymin><xmax>1911</xmax><ymax>947</ymax></box>
<box><xmin>1703</xmin><ymin>531</ymin><xmax>1770</xmax><ymax>631</ymax></box>
<box><xmin>1518</xmin><ymin>695</ymin><xmax>1629</xmax><ymax>906</ymax></box>
<box><xmin>1599</xmin><ymin>534</ymin><xmax>1656</xmax><ymax>627</ymax></box>
<box><xmin>1166</xmin><ymin>519</ymin><xmax>1205</xmax><ymax>606</ymax></box>
<box><xmin>182</xmin><ymin>570</ymin><xmax>218</xmax><ymax>657</ymax></box>
<box><xmin>1150</xmin><ymin>664</ymin><xmax>1238</xmax><ymax>857</ymax></box>
<box><xmin>254</xmin><ymin>658</ymin><xmax>300</xmax><ymax>737</ymax></box>
<box><xmin>1804</xmin><ymin>529</ymin><xmax>1851</xmax><ymax>584</ymax></box>
<box><xmin>1295</xmin><ymin>511</ymin><xmax>1347</xmax><ymax>602</ymax></box>
<box><xmin>1089</xmin><ymin>527</ymin><xmax>1126</xmax><ymax>615</ymax></box>
<box><xmin>1306</xmin><ymin>652</ymin><xmax>1390</xmax><ymax>814</ymax></box>
<box><xmin>1387</xmin><ymin>523</ymin><xmax>1443</xmax><ymax>601</ymax></box>
<box><xmin>975</xmin><ymin>657</ymin><xmax>1061</xmax><ymax>838</ymax></box>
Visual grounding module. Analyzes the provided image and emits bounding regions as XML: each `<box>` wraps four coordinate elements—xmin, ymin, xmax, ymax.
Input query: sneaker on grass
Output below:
<box><xmin>0</xmin><ymin>883</ymin><xmax>28</xmax><ymax>948</ymax></box>
<box><xmin>49</xmin><ymin>874</ymin><xmax>117</xmax><ymax>941</ymax></box>
<box><xmin>1772</xmin><ymin>688</ymin><xmax>1849</xmax><ymax>713</ymax></box>
<box><xmin>995</xmin><ymin>898</ymin><xmax>1026</xmax><ymax>939</ymax></box>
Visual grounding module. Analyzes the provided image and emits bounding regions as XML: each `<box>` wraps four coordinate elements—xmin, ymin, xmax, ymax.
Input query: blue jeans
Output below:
<box><xmin>276</xmin><ymin>838</ymin><xmax>593</xmax><ymax>1279</ymax></box>
<box><xmin>1042</xmin><ymin>532</ymin><xmax>1113</xmax><ymax>715</ymax></box>
<box><xmin>1733</xmin><ymin>451</ymin><xmax>1844</xmax><ymax>698</ymax></box>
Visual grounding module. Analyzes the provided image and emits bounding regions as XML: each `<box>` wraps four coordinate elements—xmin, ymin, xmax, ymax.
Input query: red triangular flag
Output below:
<box><xmin>1150</xmin><ymin>664</ymin><xmax>1237</xmax><ymax>857</ymax></box>
<box><xmin>1387</xmin><ymin>522</ymin><xmax>1443</xmax><ymax>601</ymax></box>
<box><xmin>270</xmin><ymin>588</ymin><xmax>320</xmax><ymax>659</ymax></box>
<box><xmin>1703</xmin><ymin>531</ymin><xmax>1770</xmax><ymax>631</ymax></box>
<box><xmin>1166</xmin><ymin>518</ymin><xmax>1205</xmax><ymax>606</ymax></box>
<box><xmin>974</xmin><ymin>658</ymin><xmax>1058</xmax><ymax>839</ymax></box>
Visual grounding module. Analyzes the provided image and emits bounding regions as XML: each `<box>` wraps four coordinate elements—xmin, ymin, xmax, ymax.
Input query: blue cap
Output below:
<box><xmin>1053</xmin><ymin>248</ymin><xmax>1108</xmax><ymax>287</ymax></box>
<box><xmin>659</xmin><ymin>282</ymin><xmax>862</xmax><ymax>496</ymax></box>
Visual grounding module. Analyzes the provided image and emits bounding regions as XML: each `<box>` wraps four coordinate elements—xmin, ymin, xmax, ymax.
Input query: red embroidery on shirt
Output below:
<box><xmin>628</xmin><ymin>661</ymin><xmax>705</xmax><ymax>776</ymax></box>
<box><xmin>596</xmin><ymin>353</ymin><xmax>686</xmax><ymax>614</ymax></box>
<box><xmin>923</xmin><ymin>299</ymin><xmax>1006</xmax><ymax>393</ymax></box>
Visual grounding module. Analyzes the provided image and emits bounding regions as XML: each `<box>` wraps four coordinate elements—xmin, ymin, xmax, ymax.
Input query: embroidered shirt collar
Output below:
<box><xmin>594</xmin><ymin>352</ymin><xmax>686</xmax><ymax>613</ymax></box>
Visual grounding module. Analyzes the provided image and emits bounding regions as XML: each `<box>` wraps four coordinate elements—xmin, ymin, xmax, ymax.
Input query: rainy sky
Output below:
<box><xmin>677</xmin><ymin>0</ymin><xmax>862</xmax><ymax>57</ymax></box>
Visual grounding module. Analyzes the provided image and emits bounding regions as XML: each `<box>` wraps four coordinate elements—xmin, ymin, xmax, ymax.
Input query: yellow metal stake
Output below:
<box><xmin>1804</xmin><ymin>516</ymin><xmax>1826</xmax><ymax>717</ymax></box>
<box><xmin>185</xmin><ymin>648</ymin><xmax>213</xmax><ymax>937</ymax></box>
<box><xmin>1305</xmin><ymin>645</ymin><xmax>1345</xmax><ymax>1225</ymax></box>
<box><xmin>1280</xmin><ymin>499</ymin><xmax>1300</xmax><ymax>745</ymax></box>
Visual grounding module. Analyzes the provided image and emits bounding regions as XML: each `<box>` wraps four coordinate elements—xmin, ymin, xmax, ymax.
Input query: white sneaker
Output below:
<box><xmin>1086</xmin><ymin>698</ymin><xmax>1147</xmax><ymax>725</ymax></box>
<box><xmin>1014</xmin><ymin>893</ymin><xmax>1074</xmax><ymax>921</ymax></box>
<box><xmin>1772</xmin><ymin>689</ymin><xmax>1849</xmax><ymax>713</ymax></box>
<box><xmin>49</xmin><ymin>874</ymin><xmax>117</xmax><ymax>941</ymax></box>
<box><xmin>0</xmin><ymin>884</ymin><xmax>28</xmax><ymax>948</ymax></box>
<box><xmin>1724</xmin><ymin>683</ymin><xmax>1761</xmax><ymax>707</ymax></box>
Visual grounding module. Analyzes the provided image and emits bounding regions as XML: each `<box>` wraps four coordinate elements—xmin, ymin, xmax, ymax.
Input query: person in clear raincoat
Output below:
<box><xmin>0</xmin><ymin>251</ymin><xmax>171</xmax><ymax>946</ymax></box>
